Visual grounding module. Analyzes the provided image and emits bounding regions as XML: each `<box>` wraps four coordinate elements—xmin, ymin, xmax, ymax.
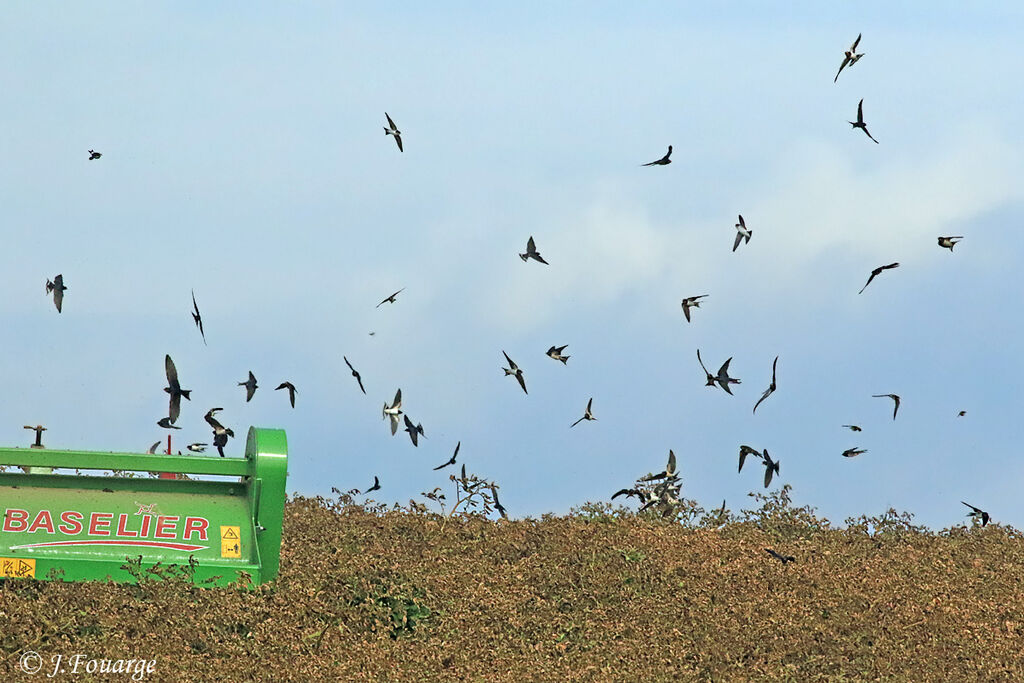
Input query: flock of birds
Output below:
<box><xmin>26</xmin><ymin>33</ymin><xmax>993</xmax><ymax>561</ymax></box>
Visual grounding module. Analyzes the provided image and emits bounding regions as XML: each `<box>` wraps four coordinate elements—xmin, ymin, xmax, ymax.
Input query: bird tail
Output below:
<box><xmin>560</xmin><ymin>356</ymin><xmax>570</xmax><ymax>364</ymax></box>
<box><xmin>519</xmin><ymin>254</ymin><xmax>528</xmax><ymax>262</ymax></box>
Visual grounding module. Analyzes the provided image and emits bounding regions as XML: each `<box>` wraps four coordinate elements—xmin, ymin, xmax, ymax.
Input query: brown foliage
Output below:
<box><xmin>2</xmin><ymin>488</ymin><xmax>1023</xmax><ymax>681</ymax></box>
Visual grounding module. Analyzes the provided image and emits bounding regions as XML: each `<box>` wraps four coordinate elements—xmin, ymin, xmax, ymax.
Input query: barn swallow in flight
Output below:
<box><xmin>570</xmin><ymin>398</ymin><xmax>596</xmax><ymax>428</ymax></box>
<box><xmin>958</xmin><ymin>410</ymin><xmax>966</xmax><ymax>417</ymax></box>
<box><xmin>403</xmin><ymin>414</ymin><xmax>425</xmax><ymax>447</ymax></box>
<box><xmin>88</xmin><ymin>149</ymin><xmax>102</xmax><ymax>160</ymax></box>
<box><xmin>502</xmin><ymin>351</ymin><xmax>528</xmax><ymax>394</ymax></box>
<box><xmin>148</xmin><ymin>441</ymin><xmax>162</xmax><ymax>454</ymax></box>
<box><xmin>546</xmin><ymin>345</ymin><xmax>570</xmax><ymax>364</ymax></box>
<box><xmin>384</xmin><ymin>113</ymin><xmax>403</xmax><ymax>152</ymax></box>
<box><xmin>834</xmin><ymin>33</ymin><xmax>864</xmax><ymax>83</ymax></box>
<box><xmin>364</xmin><ymin>476</ymin><xmax>381</xmax><ymax>493</ymax></box>
<box><xmin>762</xmin><ymin>449</ymin><xmax>780</xmax><ymax>488</ymax></box>
<box><xmin>733</xmin><ymin>215</ymin><xmax>752</xmax><ymax>252</ymax></box>
<box><xmin>187</xmin><ymin>443</ymin><xmax>207</xmax><ymax>453</ymax></box>
<box><xmin>190</xmin><ymin>290</ymin><xmax>205</xmax><ymax>344</ymax></box>
<box><xmin>343</xmin><ymin>356</ymin><xmax>366</xmax><ymax>394</ymax></box>
<box><xmin>961</xmin><ymin>501</ymin><xmax>990</xmax><ymax>527</ymax></box>
<box><xmin>519</xmin><ymin>236</ymin><xmax>549</xmax><ymax>265</ymax></box>
<box><xmin>680</xmin><ymin>295</ymin><xmax>708</xmax><ymax>323</ymax></box>
<box><xmin>873</xmin><ymin>393</ymin><xmax>900</xmax><ymax>420</ymax></box>
<box><xmin>490</xmin><ymin>485</ymin><xmax>508</xmax><ymax>518</ymax></box>
<box><xmin>239</xmin><ymin>371</ymin><xmax>258</xmax><ymax>402</ymax></box>
<box><xmin>433</xmin><ymin>441</ymin><xmax>460</xmax><ymax>470</ymax></box>
<box><xmin>752</xmin><ymin>356</ymin><xmax>778</xmax><ymax>414</ymax></box>
<box><xmin>859</xmin><ymin>262</ymin><xmax>899</xmax><ymax>294</ymax></box>
<box><xmin>765</xmin><ymin>548</ymin><xmax>796</xmax><ymax>564</ymax></box>
<box><xmin>849</xmin><ymin>99</ymin><xmax>879</xmax><ymax>144</ymax></box>
<box><xmin>640</xmin><ymin>450</ymin><xmax>678</xmax><ymax>482</ymax></box>
<box><xmin>383</xmin><ymin>388</ymin><xmax>403</xmax><ymax>435</ymax></box>
<box><xmin>204</xmin><ymin>408</ymin><xmax>235</xmax><ymax>456</ymax></box>
<box><xmin>641</xmin><ymin>146</ymin><xmax>672</xmax><ymax>166</ymax></box>
<box><xmin>696</xmin><ymin>350</ymin><xmax>741</xmax><ymax>393</ymax></box>
<box><xmin>157</xmin><ymin>417</ymin><xmax>181</xmax><ymax>430</ymax></box>
<box><xmin>937</xmin><ymin>236</ymin><xmax>963</xmax><ymax>251</ymax></box>
<box><xmin>842</xmin><ymin>425</ymin><xmax>863</xmax><ymax>432</ymax></box>
<box><xmin>842</xmin><ymin>447</ymin><xmax>867</xmax><ymax>458</ymax></box>
<box><xmin>46</xmin><ymin>274</ymin><xmax>67</xmax><ymax>313</ymax></box>
<box><xmin>376</xmin><ymin>288</ymin><xmax>405</xmax><ymax>307</ymax></box>
<box><xmin>276</xmin><ymin>382</ymin><xmax>297</xmax><ymax>408</ymax></box>
<box><xmin>164</xmin><ymin>354</ymin><xmax>191</xmax><ymax>424</ymax></box>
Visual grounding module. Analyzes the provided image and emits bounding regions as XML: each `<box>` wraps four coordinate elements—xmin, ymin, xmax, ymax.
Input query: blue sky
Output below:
<box><xmin>2</xmin><ymin>4</ymin><xmax>1022</xmax><ymax>529</ymax></box>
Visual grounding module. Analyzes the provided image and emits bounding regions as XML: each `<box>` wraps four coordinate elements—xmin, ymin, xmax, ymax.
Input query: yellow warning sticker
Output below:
<box><xmin>0</xmin><ymin>557</ymin><xmax>36</xmax><ymax>579</ymax></box>
<box><xmin>220</xmin><ymin>526</ymin><xmax>241</xmax><ymax>558</ymax></box>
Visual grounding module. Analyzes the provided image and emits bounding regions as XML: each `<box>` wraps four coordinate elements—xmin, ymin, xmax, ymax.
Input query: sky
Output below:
<box><xmin>1</xmin><ymin>3</ymin><xmax>1023</xmax><ymax>530</ymax></box>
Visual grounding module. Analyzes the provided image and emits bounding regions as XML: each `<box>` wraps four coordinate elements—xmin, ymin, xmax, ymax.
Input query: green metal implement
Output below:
<box><xmin>0</xmin><ymin>427</ymin><xmax>287</xmax><ymax>587</ymax></box>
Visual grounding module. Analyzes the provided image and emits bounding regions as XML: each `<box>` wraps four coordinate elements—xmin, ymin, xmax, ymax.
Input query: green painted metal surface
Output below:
<box><xmin>0</xmin><ymin>427</ymin><xmax>287</xmax><ymax>588</ymax></box>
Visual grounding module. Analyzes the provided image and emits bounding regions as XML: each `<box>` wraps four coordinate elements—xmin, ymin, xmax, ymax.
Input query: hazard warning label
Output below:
<box><xmin>220</xmin><ymin>526</ymin><xmax>241</xmax><ymax>558</ymax></box>
<box><xmin>0</xmin><ymin>557</ymin><xmax>36</xmax><ymax>578</ymax></box>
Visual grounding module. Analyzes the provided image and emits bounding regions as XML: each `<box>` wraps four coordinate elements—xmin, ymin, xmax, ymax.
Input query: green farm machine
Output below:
<box><xmin>0</xmin><ymin>427</ymin><xmax>287</xmax><ymax>587</ymax></box>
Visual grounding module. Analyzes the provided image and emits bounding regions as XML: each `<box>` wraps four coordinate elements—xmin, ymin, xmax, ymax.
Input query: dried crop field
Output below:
<box><xmin>3</xmin><ymin>489</ymin><xmax>1023</xmax><ymax>681</ymax></box>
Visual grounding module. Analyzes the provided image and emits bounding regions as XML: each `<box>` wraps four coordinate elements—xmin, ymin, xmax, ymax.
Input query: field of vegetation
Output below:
<box><xmin>2</xmin><ymin>486</ymin><xmax>1023</xmax><ymax>681</ymax></box>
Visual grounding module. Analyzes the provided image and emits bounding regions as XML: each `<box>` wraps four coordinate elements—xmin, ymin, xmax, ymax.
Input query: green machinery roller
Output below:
<box><xmin>0</xmin><ymin>427</ymin><xmax>287</xmax><ymax>587</ymax></box>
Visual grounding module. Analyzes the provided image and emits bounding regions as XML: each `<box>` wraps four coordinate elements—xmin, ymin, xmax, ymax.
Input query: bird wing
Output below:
<box><xmin>733</xmin><ymin>231</ymin><xmax>743</xmax><ymax>252</ymax></box>
<box><xmin>515</xmin><ymin>372</ymin><xmax>528</xmax><ymax>395</ymax></box>
<box><xmin>718</xmin><ymin>357</ymin><xmax>733</xmax><ymax>378</ymax></box>
<box><xmin>385</xmin><ymin>112</ymin><xmax>396</xmax><ymax>130</ymax></box>
<box><xmin>682</xmin><ymin>301</ymin><xmax>691</xmax><ymax>322</ymax></box>
<box><xmin>834</xmin><ymin>57</ymin><xmax>849</xmax><ymax>83</ymax></box>
<box><xmin>527</xmin><ymin>236</ymin><xmax>536</xmax><ymax>254</ymax></box>
<box><xmin>165</xmin><ymin>355</ymin><xmax>179</xmax><ymax>390</ymax></box>
<box><xmin>168</xmin><ymin>393</ymin><xmax>181</xmax><ymax>424</ymax></box>
<box><xmin>394</xmin><ymin>132</ymin><xmax>403</xmax><ymax>152</ymax></box>
<box><xmin>961</xmin><ymin>501</ymin><xmax>982</xmax><ymax>514</ymax></box>
<box><xmin>771</xmin><ymin>355</ymin><xmax>778</xmax><ymax>384</ymax></box>
<box><xmin>586</xmin><ymin>397</ymin><xmax>593</xmax><ymax>413</ymax></box>
<box><xmin>753</xmin><ymin>389</ymin><xmax>770</xmax><ymax>415</ymax></box>
<box><xmin>53</xmin><ymin>286</ymin><xmax>64</xmax><ymax>312</ymax></box>
<box><xmin>859</xmin><ymin>271</ymin><xmax>877</xmax><ymax>294</ymax></box>
<box><xmin>535</xmin><ymin>253</ymin><xmax>549</xmax><ymax>265</ymax></box>
<box><xmin>851</xmin><ymin>33</ymin><xmax>861</xmax><ymax>51</ymax></box>
<box><xmin>667</xmin><ymin>450</ymin><xmax>676</xmax><ymax>476</ymax></box>
<box><xmin>356</xmin><ymin>374</ymin><xmax>366</xmax><ymax>394</ymax></box>
<box><xmin>393</xmin><ymin>388</ymin><xmax>402</xmax><ymax>409</ymax></box>
<box><xmin>502</xmin><ymin>350</ymin><xmax>517</xmax><ymax>370</ymax></box>
<box><xmin>344</xmin><ymin>356</ymin><xmax>354</xmax><ymax>372</ymax></box>
<box><xmin>696</xmin><ymin>349</ymin><xmax>711</xmax><ymax>376</ymax></box>
<box><xmin>764</xmin><ymin>462</ymin><xmax>774</xmax><ymax>488</ymax></box>
<box><xmin>570</xmin><ymin>416</ymin><xmax>585</xmax><ymax>428</ymax></box>
<box><xmin>857</xmin><ymin>99</ymin><xmax>865</xmax><ymax>123</ymax></box>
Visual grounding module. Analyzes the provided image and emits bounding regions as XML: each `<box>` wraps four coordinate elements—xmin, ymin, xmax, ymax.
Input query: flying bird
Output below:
<box><xmin>164</xmin><ymin>355</ymin><xmax>191</xmax><ymax>424</ymax></box>
<box><xmin>546</xmin><ymin>345</ymin><xmax>570</xmax><ymax>364</ymax></box>
<box><xmin>641</xmin><ymin>146</ymin><xmax>672</xmax><ymax>166</ymax></box>
<box><xmin>739</xmin><ymin>445</ymin><xmax>763</xmax><ymax>473</ymax></box>
<box><xmin>873</xmin><ymin>393</ymin><xmax>901</xmax><ymax>420</ymax></box>
<box><xmin>570</xmin><ymin>398</ymin><xmax>596</xmax><ymax>428</ymax></box>
<box><xmin>190</xmin><ymin>290</ymin><xmax>206</xmax><ymax>345</ymax></box>
<box><xmin>611</xmin><ymin>487</ymin><xmax>653</xmax><ymax>504</ymax></box>
<box><xmin>958</xmin><ymin>410</ymin><xmax>967</xmax><ymax>417</ymax></box>
<box><xmin>765</xmin><ymin>548</ymin><xmax>796</xmax><ymax>564</ymax></box>
<box><xmin>641</xmin><ymin>450</ymin><xmax>678</xmax><ymax>482</ymax></box>
<box><xmin>376</xmin><ymin>288</ymin><xmax>405</xmax><ymax>307</ymax></box>
<box><xmin>382</xmin><ymin>388</ymin><xmax>403</xmax><ymax>435</ymax></box>
<box><xmin>762</xmin><ymin>449</ymin><xmax>780</xmax><ymax>488</ymax></box>
<box><xmin>696</xmin><ymin>350</ymin><xmax>741</xmax><ymax>393</ymax></box>
<box><xmin>937</xmin><ymin>236</ymin><xmax>963</xmax><ymax>251</ymax></box>
<box><xmin>88</xmin><ymin>149</ymin><xmax>102</xmax><ymax>160</ymax></box>
<box><xmin>433</xmin><ymin>441</ymin><xmax>460</xmax><ymax>470</ymax></box>
<box><xmin>752</xmin><ymin>355</ymin><xmax>778</xmax><ymax>414</ymax></box>
<box><xmin>45</xmin><ymin>274</ymin><xmax>67</xmax><ymax>313</ymax></box>
<box><xmin>157</xmin><ymin>417</ymin><xmax>181</xmax><ymax>430</ymax></box>
<box><xmin>364</xmin><ymin>476</ymin><xmax>381</xmax><ymax>494</ymax></box>
<box><xmin>834</xmin><ymin>33</ymin><xmax>864</xmax><ymax>83</ymax></box>
<box><xmin>403</xmin><ymin>414</ymin><xmax>425</xmax><ymax>447</ymax></box>
<box><xmin>733</xmin><ymin>215</ymin><xmax>752</xmax><ymax>252</ymax></box>
<box><xmin>147</xmin><ymin>440</ymin><xmax>162</xmax><ymax>454</ymax></box>
<box><xmin>519</xmin><ymin>236</ymin><xmax>549</xmax><ymax>265</ymax></box>
<box><xmin>961</xmin><ymin>501</ymin><xmax>990</xmax><ymax>527</ymax></box>
<box><xmin>842</xmin><ymin>425</ymin><xmax>863</xmax><ymax>432</ymax></box>
<box><xmin>187</xmin><ymin>443</ymin><xmax>207</xmax><ymax>453</ymax></box>
<box><xmin>490</xmin><ymin>485</ymin><xmax>507</xmax><ymax>519</ymax></box>
<box><xmin>680</xmin><ymin>295</ymin><xmax>708</xmax><ymax>323</ymax></box>
<box><xmin>858</xmin><ymin>262</ymin><xmax>899</xmax><ymax>294</ymax></box>
<box><xmin>849</xmin><ymin>99</ymin><xmax>879</xmax><ymax>144</ymax></box>
<box><xmin>276</xmin><ymin>382</ymin><xmax>297</xmax><ymax>408</ymax></box>
<box><xmin>343</xmin><ymin>356</ymin><xmax>366</xmax><ymax>394</ymax></box>
<box><xmin>239</xmin><ymin>371</ymin><xmax>258</xmax><ymax>402</ymax></box>
<box><xmin>23</xmin><ymin>425</ymin><xmax>46</xmax><ymax>448</ymax></box>
<box><xmin>502</xmin><ymin>351</ymin><xmax>528</xmax><ymax>394</ymax></box>
<box><xmin>204</xmin><ymin>408</ymin><xmax>235</xmax><ymax>457</ymax></box>
<box><xmin>383</xmin><ymin>112</ymin><xmax>403</xmax><ymax>152</ymax></box>
<box><xmin>842</xmin><ymin>447</ymin><xmax>868</xmax><ymax>458</ymax></box>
